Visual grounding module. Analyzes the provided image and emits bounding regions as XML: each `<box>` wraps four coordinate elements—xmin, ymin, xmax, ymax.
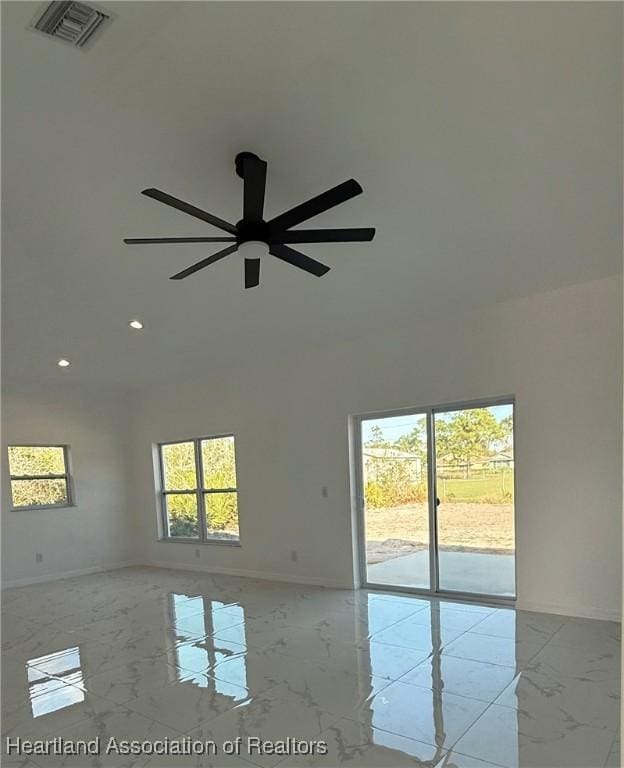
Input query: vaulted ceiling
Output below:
<box><xmin>3</xmin><ymin>2</ymin><xmax>622</xmax><ymax>386</ymax></box>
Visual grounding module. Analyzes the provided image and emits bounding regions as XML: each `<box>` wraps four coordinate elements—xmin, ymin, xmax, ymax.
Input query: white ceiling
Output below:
<box><xmin>3</xmin><ymin>1</ymin><xmax>622</xmax><ymax>387</ymax></box>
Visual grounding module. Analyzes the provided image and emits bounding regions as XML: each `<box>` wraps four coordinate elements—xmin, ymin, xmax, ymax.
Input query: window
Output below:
<box><xmin>8</xmin><ymin>445</ymin><xmax>73</xmax><ymax>510</ymax></box>
<box><xmin>158</xmin><ymin>435</ymin><xmax>240</xmax><ymax>543</ymax></box>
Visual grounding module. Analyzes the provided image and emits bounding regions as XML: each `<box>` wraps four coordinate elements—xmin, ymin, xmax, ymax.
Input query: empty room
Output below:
<box><xmin>1</xmin><ymin>2</ymin><xmax>622</xmax><ymax>767</ymax></box>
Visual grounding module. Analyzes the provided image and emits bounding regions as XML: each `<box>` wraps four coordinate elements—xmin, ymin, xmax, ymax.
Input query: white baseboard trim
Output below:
<box><xmin>2</xmin><ymin>561</ymin><xmax>140</xmax><ymax>589</ymax></box>
<box><xmin>143</xmin><ymin>559</ymin><xmax>351</xmax><ymax>590</ymax></box>
<box><xmin>516</xmin><ymin>599</ymin><xmax>621</xmax><ymax>622</ymax></box>
<box><xmin>3</xmin><ymin>561</ymin><xmax>620</xmax><ymax>622</ymax></box>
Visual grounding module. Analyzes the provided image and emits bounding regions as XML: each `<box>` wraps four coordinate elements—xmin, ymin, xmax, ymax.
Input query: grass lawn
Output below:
<box><xmin>437</xmin><ymin>472</ymin><xmax>513</xmax><ymax>502</ymax></box>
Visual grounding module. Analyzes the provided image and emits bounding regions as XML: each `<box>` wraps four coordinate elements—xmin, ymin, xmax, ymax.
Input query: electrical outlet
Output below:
<box><xmin>195</xmin><ymin>548</ymin><xmax>200</xmax><ymax>558</ymax></box>
<box><xmin>35</xmin><ymin>553</ymin><xmax>43</xmax><ymax>563</ymax></box>
<box><xmin>291</xmin><ymin>549</ymin><xmax>298</xmax><ymax>562</ymax></box>
<box><xmin>321</xmin><ymin>486</ymin><xmax>328</xmax><ymax>498</ymax></box>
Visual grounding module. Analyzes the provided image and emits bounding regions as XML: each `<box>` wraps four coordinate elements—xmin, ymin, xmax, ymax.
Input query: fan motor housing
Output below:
<box><xmin>235</xmin><ymin>151</ymin><xmax>261</xmax><ymax>179</ymax></box>
<box><xmin>236</xmin><ymin>218</ymin><xmax>270</xmax><ymax>245</ymax></box>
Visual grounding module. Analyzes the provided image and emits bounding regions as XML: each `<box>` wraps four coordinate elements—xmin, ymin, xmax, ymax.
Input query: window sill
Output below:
<box><xmin>158</xmin><ymin>537</ymin><xmax>241</xmax><ymax>548</ymax></box>
<box><xmin>10</xmin><ymin>503</ymin><xmax>76</xmax><ymax>512</ymax></box>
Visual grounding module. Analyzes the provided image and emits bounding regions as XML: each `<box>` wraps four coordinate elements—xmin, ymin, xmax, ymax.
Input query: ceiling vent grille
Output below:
<box><xmin>30</xmin><ymin>1</ymin><xmax>111</xmax><ymax>48</ymax></box>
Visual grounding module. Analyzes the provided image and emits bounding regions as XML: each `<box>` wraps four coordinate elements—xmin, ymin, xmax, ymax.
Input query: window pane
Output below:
<box><xmin>8</xmin><ymin>446</ymin><xmax>66</xmax><ymax>477</ymax></box>
<box><xmin>161</xmin><ymin>442</ymin><xmax>196</xmax><ymax>491</ymax></box>
<box><xmin>11</xmin><ymin>479</ymin><xmax>68</xmax><ymax>508</ymax></box>
<box><xmin>201</xmin><ymin>436</ymin><xmax>237</xmax><ymax>489</ymax></box>
<box><xmin>165</xmin><ymin>493</ymin><xmax>199</xmax><ymax>538</ymax></box>
<box><xmin>361</xmin><ymin>413</ymin><xmax>430</xmax><ymax>590</ymax></box>
<box><xmin>435</xmin><ymin>403</ymin><xmax>515</xmax><ymax>597</ymax></box>
<box><xmin>204</xmin><ymin>492</ymin><xmax>239</xmax><ymax>540</ymax></box>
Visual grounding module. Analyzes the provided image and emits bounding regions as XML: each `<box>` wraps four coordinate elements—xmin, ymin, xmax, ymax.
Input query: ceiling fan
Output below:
<box><xmin>124</xmin><ymin>152</ymin><xmax>375</xmax><ymax>288</ymax></box>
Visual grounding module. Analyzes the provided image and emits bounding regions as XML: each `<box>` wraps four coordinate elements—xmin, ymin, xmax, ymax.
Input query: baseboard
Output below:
<box><xmin>516</xmin><ymin>598</ymin><xmax>621</xmax><ymax>622</ymax></box>
<box><xmin>143</xmin><ymin>559</ymin><xmax>351</xmax><ymax>590</ymax></box>
<box><xmin>4</xmin><ymin>561</ymin><xmax>620</xmax><ymax>621</ymax></box>
<box><xmin>2</xmin><ymin>560</ymin><xmax>140</xmax><ymax>589</ymax></box>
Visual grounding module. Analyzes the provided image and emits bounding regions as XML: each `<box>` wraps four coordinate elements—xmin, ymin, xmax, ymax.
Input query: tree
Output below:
<box><xmin>436</xmin><ymin>409</ymin><xmax>505</xmax><ymax>478</ymax></box>
<box><xmin>366</xmin><ymin>425</ymin><xmax>387</xmax><ymax>447</ymax></box>
<box><xmin>499</xmin><ymin>415</ymin><xmax>513</xmax><ymax>450</ymax></box>
<box><xmin>394</xmin><ymin>423</ymin><xmax>426</xmax><ymax>462</ymax></box>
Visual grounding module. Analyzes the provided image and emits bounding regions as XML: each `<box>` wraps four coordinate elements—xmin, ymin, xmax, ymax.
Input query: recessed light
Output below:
<box><xmin>129</xmin><ymin>320</ymin><xmax>144</xmax><ymax>330</ymax></box>
<box><xmin>57</xmin><ymin>359</ymin><xmax>70</xmax><ymax>368</ymax></box>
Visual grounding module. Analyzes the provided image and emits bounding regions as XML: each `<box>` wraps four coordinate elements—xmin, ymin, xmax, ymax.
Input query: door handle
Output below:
<box><xmin>436</xmin><ymin>497</ymin><xmax>440</xmax><ymax>506</ymax></box>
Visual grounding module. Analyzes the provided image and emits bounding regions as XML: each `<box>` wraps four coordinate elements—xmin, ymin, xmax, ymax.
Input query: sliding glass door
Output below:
<box><xmin>434</xmin><ymin>403</ymin><xmax>515</xmax><ymax>597</ymax></box>
<box><xmin>358</xmin><ymin>399</ymin><xmax>515</xmax><ymax>599</ymax></box>
<box><xmin>360</xmin><ymin>412</ymin><xmax>431</xmax><ymax>590</ymax></box>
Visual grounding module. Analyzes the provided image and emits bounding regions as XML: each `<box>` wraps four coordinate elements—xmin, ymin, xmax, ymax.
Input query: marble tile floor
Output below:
<box><xmin>1</xmin><ymin>567</ymin><xmax>620</xmax><ymax>768</ymax></box>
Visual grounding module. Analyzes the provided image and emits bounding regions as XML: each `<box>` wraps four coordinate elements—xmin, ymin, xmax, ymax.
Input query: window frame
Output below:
<box><xmin>157</xmin><ymin>434</ymin><xmax>240</xmax><ymax>546</ymax></box>
<box><xmin>8</xmin><ymin>443</ymin><xmax>75</xmax><ymax>511</ymax></box>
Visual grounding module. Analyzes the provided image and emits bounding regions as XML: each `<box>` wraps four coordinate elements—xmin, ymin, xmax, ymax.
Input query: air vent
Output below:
<box><xmin>30</xmin><ymin>1</ymin><xmax>111</xmax><ymax>49</ymax></box>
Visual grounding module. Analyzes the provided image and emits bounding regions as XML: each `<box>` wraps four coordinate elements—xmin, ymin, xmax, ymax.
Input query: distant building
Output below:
<box><xmin>436</xmin><ymin>446</ymin><xmax>514</xmax><ymax>475</ymax></box>
<box><xmin>363</xmin><ymin>447</ymin><xmax>423</xmax><ymax>482</ymax></box>
<box><xmin>484</xmin><ymin>450</ymin><xmax>514</xmax><ymax>469</ymax></box>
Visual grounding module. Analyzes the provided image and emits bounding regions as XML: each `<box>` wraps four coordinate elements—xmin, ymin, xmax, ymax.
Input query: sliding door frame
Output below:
<box><xmin>352</xmin><ymin>395</ymin><xmax>516</xmax><ymax>605</ymax></box>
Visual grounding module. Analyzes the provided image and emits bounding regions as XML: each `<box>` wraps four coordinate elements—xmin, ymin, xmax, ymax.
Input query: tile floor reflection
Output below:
<box><xmin>1</xmin><ymin>567</ymin><xmax>620</xmax><ymax>767</ymax></box>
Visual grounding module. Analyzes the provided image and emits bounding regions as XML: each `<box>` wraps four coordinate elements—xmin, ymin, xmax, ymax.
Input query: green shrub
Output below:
<box><xmin>365</xmin><ymin>480</ymin><xmax>427</xmax><ymax>509</ymax></box>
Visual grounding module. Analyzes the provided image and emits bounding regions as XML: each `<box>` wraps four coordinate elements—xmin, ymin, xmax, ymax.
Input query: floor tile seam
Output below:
<box><xmin>494</xmin><ymin>660</ymin><xmax>623</xmax><ymax>691</ymax></box>
<box><xmin>332</xmin><ymin>683</ymin><xmax>493</xmax><ymax>755</ymax></box>
<box><xmin>439</xmin><ymin>650</ymin><xmax>519</xmax><ymax>669</ymax></box>
<box><xmin>336</xmin><ymin>710</ymin><xmax>447</xmax><ymax>759</ymax></box>
<box><xmin>535</xmin><ymin>634</ymin><xmax>622</xmax><ymax>664</ymax></box>
<box><xmin>603</xmin><ymin>733</ymin><xmax>620</xmax><ymax>768</ymax></box>
<box><xmin>366</xmin><ymin>593</ymin><xmax>500</xmax><ymax>615</ymax></box>
<box><xmin>486</xmin><ymin>684</ymin><xmax>622</xmax><ymax>733</ymax></box>
<box><xmin>284</xmin><ymin>614</ymin><xmax>428</xmax><ymax>644</ymax></box>
<box><xmin>68</xmin><ymin>649</ymin><xmax>176</xmax><ymax>682</ymax></box>
<box><xmin>190</xmin><ymin>668</ymin><xmax>286</xmax><ymax>701</ymax></box>
<box><xmin>467</xmin><ymin>627</ymin><xmax>561</xmax><ymax>643</ymax></box>
<box><xmin>176</xmin><ymin>684</ymin><xmax>344</xmax><ymax>750</ymax></box>
<box><xmin>449</xmin><ymin>696</ymin><xmax>620</xmax><ymax>763</ymax></box>
<box><xmin>441</xmin><ymin>694</ymin><xmax>505</xmax><ymax>754</ymax></box>
<box><xmin>366</xmin><ymin>612</ymin><xmax>482</xmax><ymax>642</ymax></box>
<box><xmin>23</xmin><ymin>642</ymin><xmax>162</xmax><ymax>674</ymax></box>
<box><xmin>544</xmin><ymin>638</ymin><xmax>622</xmax><ymax>653</ymax></box>
<box><xmin>444</xmin><ymin>628</ymin><xmax>553</xmax><ymax>666</ymax></box>
<box><xmin>104</xmin><ymin>694</ymin><xmax>199</xmax><ymax>736</ymax></box>
<box><xmin>365</xmin><ymin>622</ymin><xmax>471</xmax><ymax>654</ymax></box>
<box><xmin>1</xmin><ymin>676</ymin><xmax>161</xmax><ymax>731</ymax></box>
<box><xmin>249</xmin><ymin>711</ymin><xmax>346</xmax><ymax>768</ymax></box>
<box><xmin>445</xmin><ymin>748</ymin><xmax>510</xmax><ymax>768</ymax></box>
<box><xmin>377</xmin><ymin>677</ymin><xmax>511</xmax><ymax>709</ymax></box>
<box><xmin>392</xmin><ymin>673</ymin><xmax>515</xmax><ymax>707</ymax></box>
<box><xmin>356</xmin><ymin>635</ymin><xmax>440</xmax><ymax>655</ymax></box>
<box><xmin>173</xmin><ymin>617</ymin><xmax>247</xmax><ymax>637</ymax></box>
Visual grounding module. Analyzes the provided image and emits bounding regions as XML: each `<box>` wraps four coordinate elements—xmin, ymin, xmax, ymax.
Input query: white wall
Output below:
<box><xmin>132</xmin><ymin>275</ymin><xmax>622</xmax><ymax>620</ymax></box>
<box><xmin>2</xmin><ymin>276</ymin><xmax>620</xmax><ymax>619</ymax></box>
<box><xmin>1</xmin><ymin>382</ymin><xmax>135</xmax><ymax>586</ymax></box>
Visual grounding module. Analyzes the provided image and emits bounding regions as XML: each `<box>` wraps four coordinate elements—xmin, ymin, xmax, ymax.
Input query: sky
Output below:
<box><xmin>361</xmin><ymin>403</ymin><xmax>513</xmax><ymax>444</ymax></box>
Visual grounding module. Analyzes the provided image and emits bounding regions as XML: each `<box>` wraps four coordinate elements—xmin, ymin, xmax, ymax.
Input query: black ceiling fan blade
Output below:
<box><xmin>273</xmin><ymin>227</ymin><xmax>375</xmax><ymax>244</ymax></box>
<box><xmin>243</xmin><ymin>156</ymin><xmax>267</xmax><ymax>222</ymax></box>
<box><xmin>170</xmin><ymin>244</ymin><xmax>238</xmax><ymax>280</ymax></box>
<box><xmin>142</xmin><ymin>188</ymin><xmax>237</xmax><ymax>235</ymax></box>
<box><xmin>124</xmin><ymin>236</ymin><xmax>236</xmax><ymax>244</ymax></box>
<box><xmin>244</xmin><ymin>258</ymin><xmax>261</xmax><ymax>288</ymax></box>
<box><xmin>268</xmin><ymin>179</ymin><xmax>363</xmax><ymax>232</ymax></box>
<box><xmin>269</xmin><ymin>244</ymin><xmax>330</xmax><ymax>277</ymax></box>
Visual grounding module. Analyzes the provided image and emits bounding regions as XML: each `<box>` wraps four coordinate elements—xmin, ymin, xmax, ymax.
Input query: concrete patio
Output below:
<box><xmin>367</xmin><ymin>549</ymin><xmax>515</xmax><ymax>596</ymax></box>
